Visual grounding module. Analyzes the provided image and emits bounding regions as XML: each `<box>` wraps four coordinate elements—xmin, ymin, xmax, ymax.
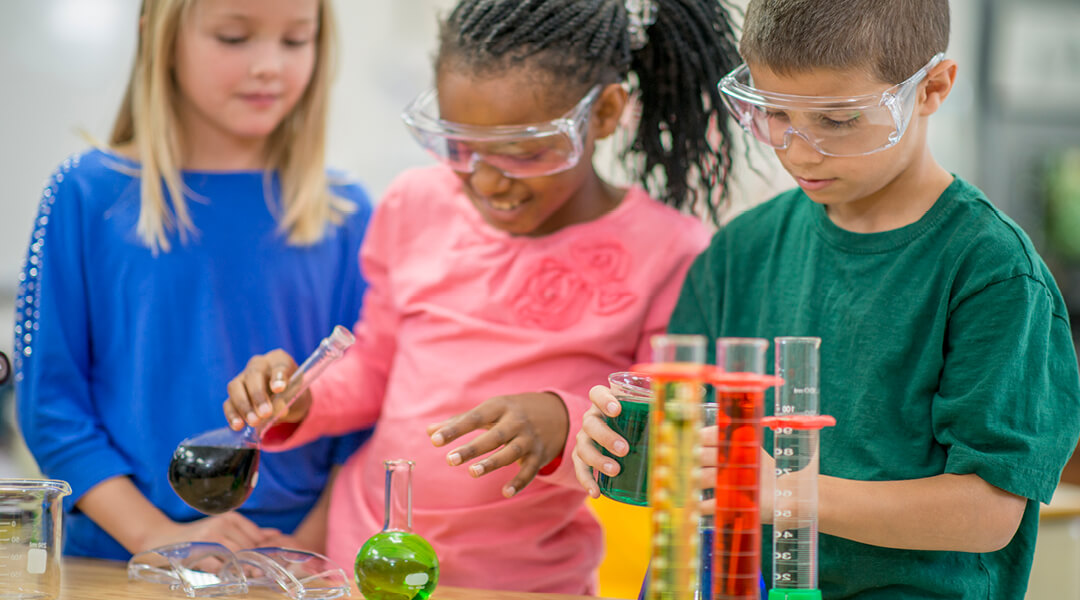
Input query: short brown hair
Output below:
<box><xmin>739</xmin><ymin>0</ymin><xmax>949</xmax><ymax>84</ymax></box>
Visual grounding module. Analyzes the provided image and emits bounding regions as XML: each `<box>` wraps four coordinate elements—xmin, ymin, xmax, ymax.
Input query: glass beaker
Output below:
<box><xmin>0</xmin><ymin>479</ymin><xmax>70</xmax><ymax>600</ymax></box>
<box><xmin>354</xmin><ymin>460</ymin><xmax>439</xmax><ymax>600</ymax></box>
<box><xmin>168</xmin><ymin>326</ymin><xmax>354</xmax><ymax>515</ymax></box>
<box><xmin>597</xmin><ymin>372</ymin><xmax>653</xmax><ymax>506</ymax></box>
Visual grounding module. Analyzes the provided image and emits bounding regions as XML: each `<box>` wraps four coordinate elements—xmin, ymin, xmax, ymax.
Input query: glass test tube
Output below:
<box><xmin>768</xmin><ymin>338</ymin><xmax>831</xmax><ymax>600</ymax></box>
<box><xmin>647</xmin><ymin>335</ymin><xmax>707</xmax><ymax>600</ymax></box>
<box><xmin>713</xmin><ymin>338</ymin><xmax>769</xmax><ymax>600</ymax></box>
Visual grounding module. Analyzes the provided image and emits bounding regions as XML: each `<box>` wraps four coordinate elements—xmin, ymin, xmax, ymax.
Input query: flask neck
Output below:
<box><xmin>383</xmin><ymin>460</ymin><xmax>414</xmax><ymax>533</ymax></box>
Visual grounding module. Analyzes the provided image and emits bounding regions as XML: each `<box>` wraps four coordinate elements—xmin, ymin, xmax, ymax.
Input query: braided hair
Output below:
<box><xmin>436</xmin><ymin>0</ymin><xmax>742</xmax><ymax>224</ymax></box>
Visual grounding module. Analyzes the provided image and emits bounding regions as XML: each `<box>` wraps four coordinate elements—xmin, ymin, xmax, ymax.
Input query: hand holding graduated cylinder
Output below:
<box><xmin>635</xmin><ymin>336</ymin><xmax>781</xmax><ymax>600</ymax></box>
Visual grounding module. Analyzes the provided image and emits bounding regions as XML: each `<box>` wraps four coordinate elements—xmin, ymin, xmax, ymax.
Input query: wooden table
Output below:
<box><xmin>60</xmin><ymin>558</ymin><xmax>596</xmax><ymax>600</ymax></box>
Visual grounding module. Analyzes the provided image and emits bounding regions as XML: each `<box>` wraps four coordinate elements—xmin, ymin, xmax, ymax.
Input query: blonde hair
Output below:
<box><xmin>109</xmin><ymin>0</ymin><xmax>352</xmax><ymax>253</ymax></box>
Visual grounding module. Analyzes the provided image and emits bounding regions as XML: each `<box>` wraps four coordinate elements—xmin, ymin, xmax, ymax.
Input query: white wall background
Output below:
<box><xmin>0</xmin><ymin>0</ymin><xmax>983</xmax><ymax>372</ymax></box>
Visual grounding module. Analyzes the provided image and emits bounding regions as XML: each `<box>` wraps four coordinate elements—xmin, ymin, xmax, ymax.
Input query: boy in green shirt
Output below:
<box><xmin>572</xmin><ymin>0</ymin><xmax>1080</xmax><ymax>597</ymax></box>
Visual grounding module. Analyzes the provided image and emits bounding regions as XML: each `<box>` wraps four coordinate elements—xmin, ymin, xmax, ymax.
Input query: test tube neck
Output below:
<box><xmin>254</xmin><ymin>325</ymin><xmax>354</xmax><ymax>438</ymax></box>
<box><xmin>383</xmin><ymin>460</ymin><xmax>414</xmax><ymax>533</ymax></box>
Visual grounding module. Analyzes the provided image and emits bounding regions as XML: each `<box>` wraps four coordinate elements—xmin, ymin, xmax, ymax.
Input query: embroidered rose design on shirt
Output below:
<box><xmin>511</xmin><ymin>239</ymin><xmax>638</xmax><ymax>330</ymax></box>
<box><xmin>511</xmin><ymin>258</ymin><xmax>592</xmax><ymax>330</ymax></box>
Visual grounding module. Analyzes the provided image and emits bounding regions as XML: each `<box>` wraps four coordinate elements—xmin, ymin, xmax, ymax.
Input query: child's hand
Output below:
<box><xmin>427</xmin><ymin>392</ymin><xmax>569</xmax><ymax>498</ymax></box>
<box><xmin>571</xmin><ymin>385</ymin><xmax>629</xmax><ymax>498</ymax></box>
<box><xmin>223</xmin><ymin>349</ymin><xmax>310</xmax><ymax>430</ymax></box>
<box><xmin>140</xmin><ymin>512</ymin><xmax>281</xmax><ymax>554</ymax></box>
<box><xmin>762</xmin><ymin>445</ymin><xmax>820</xmax><ymax>526</ymax></box>
<box><xmin>759</xmin><ymin>447</ymin><xmax>776</xmax><ymax>524</ymax></box>
<box><xmin>699</xmin><ymin>427</ymin><xmax>777</xmax><ymax>522</ymax></box>
<box><xmin>698</xmin><ymin>424</ymin><xmax>719</xmax><ymax>516</ymax></box>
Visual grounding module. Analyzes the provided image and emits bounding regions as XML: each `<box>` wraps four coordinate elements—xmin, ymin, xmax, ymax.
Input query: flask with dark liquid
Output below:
<box><xmin>168</xmin><ymin>326</ymin><xmax>354</xmax><ymax>514</ymax></box>
<box><xmin>354</xmin><ymin>459</ymin><xmax>439</xmax><ymax>600</ymax></box>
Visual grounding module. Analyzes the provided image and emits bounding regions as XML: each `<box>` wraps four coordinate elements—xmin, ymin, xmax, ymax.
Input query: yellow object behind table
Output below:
<box><xmin>589</xmin><ymin>494</ymin><xmax>650</xmax><ymax>599</ymax></box>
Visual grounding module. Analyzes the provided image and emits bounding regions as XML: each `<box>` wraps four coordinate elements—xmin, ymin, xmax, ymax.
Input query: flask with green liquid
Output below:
<box><xmin>355</xmin><ymin>459</ymin><xmax>439</xmax><ymax>600</ymax></box>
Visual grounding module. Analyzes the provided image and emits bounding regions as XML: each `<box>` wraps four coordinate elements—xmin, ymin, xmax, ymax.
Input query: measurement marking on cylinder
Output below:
<box><xmin>27</xmin><ymin>548</ymin><xmax>47</xmax><ymax>574</ymax></box>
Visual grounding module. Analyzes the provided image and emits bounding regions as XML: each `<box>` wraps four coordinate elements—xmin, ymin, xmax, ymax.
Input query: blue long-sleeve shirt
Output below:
<box><xmin>14</xmin><ymin>149</ymin><xmax>373</xmax><ymax>559</ymax></box>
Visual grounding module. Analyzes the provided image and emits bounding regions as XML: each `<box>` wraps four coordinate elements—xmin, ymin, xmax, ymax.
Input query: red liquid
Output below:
<box><xmin>714</xmin><ymin>390</ymin><xmax>763</xmax><ymax>600</ymax></box>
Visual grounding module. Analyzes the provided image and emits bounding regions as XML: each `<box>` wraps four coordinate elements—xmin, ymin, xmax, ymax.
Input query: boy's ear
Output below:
<box><xmin>591</xmin><ymin>83</ymin><xmax>629</xmax><ymax>140</ymax></box>
<box><xmin>919</xmin><ymin>59</ymin><xmax>958</xmax><ymax>117</ymax></box>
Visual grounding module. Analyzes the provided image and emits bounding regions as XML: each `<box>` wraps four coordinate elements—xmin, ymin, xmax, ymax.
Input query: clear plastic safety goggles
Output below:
<box><xmin>128</xmin><ymin>542</ymin><xmax>350</xmax><ymax>599</ymax></box>
<box><xmin>401</xmin><ymin>85</ymin><xmax>601</xmax><ymax>178</ymax></box>
<box><xmin>718</xmin><ymin>53</ymin><xmax>944</xmax><ymax>157</ymax></box>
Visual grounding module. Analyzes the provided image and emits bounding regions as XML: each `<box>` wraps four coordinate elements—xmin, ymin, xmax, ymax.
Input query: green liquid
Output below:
<box><xmin>355</xmin><ymin>531</ymin><xmax>439</xmax><ymax>600</ymax></box>
<box><xmin>597</xmin><ymin>397</ymin><xmax>650</xmax><ymax>506</ymax></box>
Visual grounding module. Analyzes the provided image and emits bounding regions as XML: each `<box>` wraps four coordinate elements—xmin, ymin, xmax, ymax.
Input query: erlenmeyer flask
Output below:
<box><xmin>354</xmin><ymin>460</ymin><xmax>439</xmax><ymax>600</ymax></box>
<box><xmin>167</xmin><ymin>326</ymin><xmax>354</xmax><ymax>515</ymax></box>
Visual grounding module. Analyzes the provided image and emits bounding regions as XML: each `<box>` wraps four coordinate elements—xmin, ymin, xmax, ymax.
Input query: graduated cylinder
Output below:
<box><xmin>646</xmin><ymin>335</ymin><xmax>707</xmax><ymax>600</ymax></box>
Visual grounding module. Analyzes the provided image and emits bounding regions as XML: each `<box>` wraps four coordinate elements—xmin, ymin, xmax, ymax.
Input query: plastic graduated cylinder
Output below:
<box><xmin>762</xmin><ymin>337</ymin><xmax>835</xmax><ymax>600</ymax></box>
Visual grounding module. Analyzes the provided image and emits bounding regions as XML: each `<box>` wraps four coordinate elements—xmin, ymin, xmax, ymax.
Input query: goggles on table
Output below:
<box><xmin>718</xmin><ymin>53</ymin><xmax>945</xmax><ymax>157</ymax></box>
<box><xmin>401</xmin><ymin>85</ymin><xmax>601</xmax><ymax>178</ymax></box>
<box><xmin>127</xmin><ymin>542</ymin><xmax>351</xmax><ymax>599</ymax></box>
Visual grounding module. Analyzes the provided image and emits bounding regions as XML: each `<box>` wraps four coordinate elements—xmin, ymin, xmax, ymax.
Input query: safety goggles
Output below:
<box><xmin>401</xmin><ymin>85</ymin><xmax>602</xmax><ymax>178</ymax></box>
<box><xmin>718</xmin><ymin>53</ymin><xmax>945</xmax><ymax>157</ymax></box>
<box><xmin>127</xmin><ymin>542</ymin><xmax>350</xmax><ymax>599</ymax></box>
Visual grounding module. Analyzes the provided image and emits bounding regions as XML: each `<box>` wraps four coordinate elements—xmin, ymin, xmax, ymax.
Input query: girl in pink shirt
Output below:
<box><xmin>224</xmin><ymin>0</ymin><xmax>741</xmax><ymax>593</ymax></box>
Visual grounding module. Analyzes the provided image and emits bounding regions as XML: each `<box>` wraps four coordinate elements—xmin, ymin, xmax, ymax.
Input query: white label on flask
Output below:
<box><xmin>27</xmin><ymin>548</ymin><xmax>47</xmax><ymax>574</ymax></box>
<box><xmin>405</xmin><ymin>573</ymin><xmax>429</xmax><ymax>586</ymax></box>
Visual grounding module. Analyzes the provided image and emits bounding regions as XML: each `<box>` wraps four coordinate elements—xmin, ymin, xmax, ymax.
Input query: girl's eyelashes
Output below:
<box><xmin>212</xmin><ymin>31</ymin><xmax>314</xmax><ymax>48</ymax></box>
<box><xmin>216</xmin><ymin>34</ymin><xmax>248</xmax><ymax>45</ymax></box>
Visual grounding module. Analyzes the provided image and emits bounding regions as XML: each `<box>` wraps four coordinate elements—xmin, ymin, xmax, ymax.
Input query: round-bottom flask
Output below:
<box><xmin>355</xmin><ymin>460</ymin><xmax>439</xmax><ymax>600</ymax></box>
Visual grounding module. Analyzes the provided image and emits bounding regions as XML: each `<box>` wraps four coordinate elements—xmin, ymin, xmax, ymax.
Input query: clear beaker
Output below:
<box><xmin>0</xmin><ymin>479</ymin><xmax>70</xmax><ymax>600</ymax></box>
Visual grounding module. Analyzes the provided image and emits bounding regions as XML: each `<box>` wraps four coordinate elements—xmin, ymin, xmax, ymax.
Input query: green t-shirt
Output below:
<box><xmin>669</xmin><ymin>176</ymin><xmax>1080</xmax><ymax>599</ymax></box>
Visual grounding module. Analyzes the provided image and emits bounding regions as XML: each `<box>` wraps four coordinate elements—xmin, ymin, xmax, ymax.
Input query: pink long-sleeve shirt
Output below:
<box><xmin>269</xmin><ymin>165</ymin><xmax>709</xmax><ymax>593</ymax></box>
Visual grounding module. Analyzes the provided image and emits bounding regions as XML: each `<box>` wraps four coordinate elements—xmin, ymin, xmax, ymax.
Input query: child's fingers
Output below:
<box><xmin>574</xmin><ymin>428</ymin><xmax>620</xmax><ymax>477</ymax></box>
<box><xmin>242</xmin><ymin>376</ymin><xmax>273</xmax><ymax>425</ymax></box>
<box><xmin>222</xmin><ymin>399</ymin><xmax>245</xmax><ymax>431</ymax></box>
<box><xmin>269</xmin><ymin>367</ymin><xmax>288</xmax><ymax>394</ymax></box>
<box><xmin>588</xmin><ymin>385</ymin><xmax>621</xmax><ymax>417</ymax></box>
<box><xmin>571</xmin><ymin>446</ymin><xmax>601</xmax><ymax>498</ymax></box>
<box><xmin>464</xmin><ymin>438</ymin><xmax>528</xmax><ymax>478</ymax></box>
<box><xmin>260</xmin><ymin>350</ymin><xmax>297</xmax><ymax>419</ymax></box>
<box><xmin>697</xmin><ymin>465</ymin><xmax>717</xmax><ymax>488</ymax></box>
<box><xmin>225</xmin><ymin>377</ymin><xmax>257</xmax><ymax>429</ymax></box>
<box><xmin>429</xmin><ymin>404</ymin><xmax>495</xmax><ymax>447</ymax></box>
<box><xmin>236</xmin><ymin>357</ymin><xmax>276</xmax><ymax>425</ymax></box>
<box><xmin>443</xmin><ymin>422</ymin><xmax>514</xmax><ymax>468</ymax></box>
<box><xmin>267</xmin><ymin>365</ymin><xmax>290</xmax><ymax>418</ymax></box>
<box><xmin>699</xmin><ymin>497</ymin><xmax>715</xmax><ymax>516</ymax></box>
<box><xmin>425</xmin><ymin>419</ymin><xmax>452</xmax><ymax>438</ymax></box>
<box><xmin>581</xmin><ymin>408</ymin><xmax>628</xmax><ymax>456</ymax></box>
<box><xmin>699</xmin><ymin>424</ymin><xmax>719</xmax><ymax>447</ymax></box>
<box><xmin>500</xmin><ymin>455</ymin><xmax>544</xmax><ymax>498</ymax></box>
<box><xmin>697</xmin><ymin>443</ymin><xmax>719</xmax><ymax>468</ymax></box>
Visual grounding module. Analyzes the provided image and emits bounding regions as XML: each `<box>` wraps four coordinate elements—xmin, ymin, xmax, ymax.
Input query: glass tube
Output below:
<box><xmin>771</xmin><ymin>338</ymin><xmax>822</xmax><ymax>597</ymax></box>
<box><xmin>713</xmin><ymin>338</ymin><xmax>769</xmax><ymax>600</ymax></box>
<box><xmin>647</xmin><ymin>334</ymin><xmax>707</xmax><ymax>600</ymax></box>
